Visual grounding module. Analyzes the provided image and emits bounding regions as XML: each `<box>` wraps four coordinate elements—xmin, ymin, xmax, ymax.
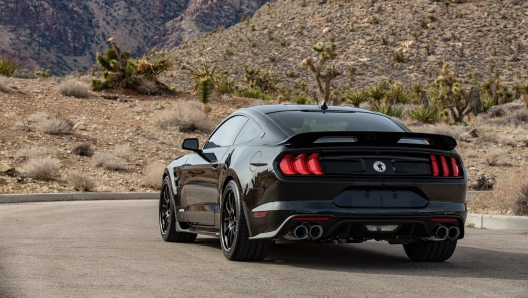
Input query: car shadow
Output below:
<box><xmin>195</xmin><ymin>237</ymin><xmax>527</xmax><ymax>280</ymax></box>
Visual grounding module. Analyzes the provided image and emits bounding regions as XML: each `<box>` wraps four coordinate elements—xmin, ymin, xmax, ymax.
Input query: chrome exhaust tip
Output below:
<box><xmin>447</xmin><ymin>226</ymin><xmax>460</xmax><ymax>240</ymax></box>
<box><xmin>309</xmin><ymin>225</ymin><xmax>323</xmax><ymax>240</ymax></box>
<box><xmin>435</xmin><ymin>226</ymin><xmax>449</xmax><ymax>240</ymax></box>
<box><xmin>291</xmin><ymin>225</ymin><xmax>309</xmax><ymax>240</ymax></box>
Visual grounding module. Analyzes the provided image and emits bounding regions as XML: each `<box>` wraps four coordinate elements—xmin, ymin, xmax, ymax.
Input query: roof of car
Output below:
<box><xmin>247</xmin><ymin>104</ymin><xmax>366</xmax><ymax>114</ymax></box>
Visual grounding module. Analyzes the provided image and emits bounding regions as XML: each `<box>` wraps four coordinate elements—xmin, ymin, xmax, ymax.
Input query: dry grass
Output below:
<box><xmin>23</xmin><ymin>157</ymin><xmax>60</xmax><ymax>180</ymax></box>
<box><xmin>72</xmin><ymin>142</ymin><xmax>94</xmax><ymax>157</ymax></box>
<box><xmin>154</xmin><ymin>101</ymin><xmax>216</xmax><ymax>133</ymax></box>
<box><xmin>0</xmin><ymin>76</ymin><xmax>10</xmax><ymax>93</ymax></box>
<box><xmin>18</xmin><ymin>147</ymin><xmax>48</xmax><ymax>160</ymax></box>
<box><xmin>66</xmin><ymin>171</ymin><xmax>96</xmax><ymax>191</ymax></box>
<box><xmin>141</xmin><ymin>161</ymin><xmax>166</xmax><ymax>190</ymax></box>
<box><xmin>36</xmin><ymin>114</ymin><xmax>74</xmax><ymax>135</ymax></box>
<box><xmin>57</xmin><ymin>79</ymin><xmax>90</xmax><ymax>98</ymax></box>
<box><xmin>485</xmin><ymin>148</ymin><xmax>512</xmax><ymax>166</ymax></box>
<box><xmin>420</xmin><ymin>123</ymin><xmax>465</xmax><ymax>139</ymax></box>
<box><xmin>93</xmin><ymin>152</ymin><xmax>127</xmax><ymax>171</ymax></box>
<box><xmin>112</xmin><ymin>144</ymin><xmax>131</xmax><ymax>161</ymax></box>
<box><xmin>469</xmin><ymin>168</ymin><xmax>528</xmax><ymax>215</ymax></box>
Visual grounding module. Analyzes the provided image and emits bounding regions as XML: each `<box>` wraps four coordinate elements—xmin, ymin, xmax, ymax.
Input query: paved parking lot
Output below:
<box><xmin>1</xmin><ymin>200</ymin><xmax>527</xmax><ymax>297</ymax></box>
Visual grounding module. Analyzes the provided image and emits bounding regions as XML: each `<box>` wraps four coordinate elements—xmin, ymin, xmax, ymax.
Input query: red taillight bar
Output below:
<box><xmin>291</xmin><ymin>217</ymin><xmax>330</xmax><ymax>221</ymax></box>
<box><xmin>430</xmin><ymin>155</ymin><xmax>440</xmax><ymax>177</ymax></box>
<box><xmin>279</xmin><ymin>153</ymin><xmax>324</xmax><ymax>176</ymax></box>
<box><xmin>431</xmin><ymin>217</ymin><xmax>459</xmax><ymax>223</ymax></box>
<box><xmin>430</xmin><ymin>155</ymin><xmax>462</xmax><ymax>178</ymax></box>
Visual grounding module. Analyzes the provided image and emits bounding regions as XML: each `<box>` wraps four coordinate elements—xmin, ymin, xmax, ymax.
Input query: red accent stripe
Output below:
<box><xmin>279</xmin><ymin>155</ymin><xmax>296</xmax><ymax>175</ymax></box>
<box><xmin>440</xmin><ymin>156</ymin><xmax>450</xmax><ymax>177</ymax></box>
<box><xmin>306</xmin><ymin>153</ymin><xmax>324</xmax><ymax>175</ymax></box>
<box><xmin>431</xmin><ymin>217</ymin><xmax>459</xmax><ymax>223</ymax></box>
<box><xmin>292</xmin><ymin>154</ymin><xmax>310</xmax><ymax>175</ymax></box>
<box><xmin>430</xmin><ymin>155</ymin><xmax>440</xmax><ymax>177</ymax></box>
<box><xmin>291</xmin><ymin>217</ymin><xmax>330</xmax><ymax>221</ymax></box>
<box><xmin>451</xmin><ymin>157</ymin><xmax>460</xmax><ymax>177</ymax></box>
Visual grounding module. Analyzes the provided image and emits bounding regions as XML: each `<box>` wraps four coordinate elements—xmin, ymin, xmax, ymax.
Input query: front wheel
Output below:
<box><xmin>159</xmin><ymin>176</ymin><xmax>197</xmax><ymax>243</ymax></box>
<box><xmin>403</xmin><ymin>239</ymin><xmax>457</xmax><ymax>262</ymax></box>
<box><xmin>220</xmin><ymin>180</ymin><xmax>270</xmax><ymax>261</ymax></box>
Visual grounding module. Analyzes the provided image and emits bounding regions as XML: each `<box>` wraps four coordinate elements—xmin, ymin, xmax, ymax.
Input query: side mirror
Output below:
<box><xmin>182</xmin><ymin>138</ymin><xmax>199</xmax><ymax>151</ymax></box>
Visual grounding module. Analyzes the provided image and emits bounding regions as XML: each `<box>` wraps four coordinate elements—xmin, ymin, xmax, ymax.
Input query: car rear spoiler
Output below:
<box><xmin>279</xmin><ymin>131</ymin><xmax>457</xmax><ymax>151</ymax></box>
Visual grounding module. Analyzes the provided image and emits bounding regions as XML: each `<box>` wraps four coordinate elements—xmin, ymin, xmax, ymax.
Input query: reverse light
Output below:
<box><xmin>366</xmin><ymin>225</ymin><xmax>399</xmax><ymax>232</ymax></box>
<box><xmin>279</xmin><ymin>153</ymin><xmax>324</xmax><ymax>176</ymax></box>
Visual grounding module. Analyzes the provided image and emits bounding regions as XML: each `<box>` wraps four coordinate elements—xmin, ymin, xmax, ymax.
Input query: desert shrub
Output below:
<box><xmin>154</xmin><ymin>101</ymin><xmax>216</xmax><ymax>133</ymax></box>
<box><xmin>469</xmin><ymin>168</ymin><xmax>528</xmax><ymax>215</ymax></box>
<box><xmin>28</xmin><ymin>112</ymin><xmax>49</xmax><ymax>123</ymax></box>
<box><xmin>93</xmin><ymin>152</ymin><xmax>127</xmax><ymax>171</ymax></box>
<box><xmin>242</xmin><ymin>66</ymin><xmax>279</xmax><ymax>95</ymax></box>
<box><xmin>18</xmin><ymin>147</ymin><xmax>47</xmax><ymax>160</ymax></box>
<box><xmin>371</xmin><ymin>101</ymin><xmax>404</xmax><ymax>118</ymax></box>
<box><xmin>113</xmin><ymin>144</ymin><xmax>131</xmax><ymax>160</ymax></box>
<box><xmin>0</xmin><ymin>55</ymin><xmax>20</xmax><ymax>77</ymax></box>
<box><xmin>37</xmin><ymin>114</ymin><xmax>74</xmax><ymax>135</ymax></box>
<box><xmin>57</xmin><ymin>79</ymin><xmax>90</xmax><ymax>98</ymax></box>
<box><xmin>512</xmin><ymin>184</ymin><xmax>528</xmax><ymax>216</ymax></box>
<box><xmin>481</xmin><ymin>96</ymin><xmax>495</xmax><ymax>113</ymax></box>
<box><xmin>216</xmin><ymin>79</ymin><xmax>236</xmax><ymax>95</ymax></box>
<box><xmin>23</xmin><ymin>157</ymin><xmax>60</xmax><ymax>180</ymax></box>
<box><xmin>67</xmin><ymin>171</ymin><xmax>96</xmax><ymax>191</ymax></box>
<box><xmin>486</xmin><ymin>148</ymin><xmax>512</xmax><ymax>166</ymax></box>
<box><xmin>141</xmin><ymin>161</ymin><xmax>166</xmax><ymax>190</ymax></box>
<box><xmin>72</xmin><ymin>143</ymin><xmax>94</xmax><ymax>157</ymax></box>
<box><xmin>0</xmin><ymin>76</ymin><xmax>10</xmax><ymax>93</ymax></box>
<box><xmin>409</xmin><ymin>106</ymin><xmax>439</xmax><ymax>124</ymax></box>
<box><xmin>239</xmin><ymin>85</ymin><xmax>271</xmax><ymax>100</ymax></box>
<box><xmin>342</xmin><ymin>89</ymin><xmax>368</xmax><ymax>107</ymax></box>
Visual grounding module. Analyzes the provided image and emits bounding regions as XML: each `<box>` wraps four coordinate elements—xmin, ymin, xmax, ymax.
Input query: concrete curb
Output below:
<box><xmin>1</xmin><ymin>191</ymin><xmax>527</xmax><ymax>231</ymax></box>
<box><xmin>466</xmin><ymin>214</ymin><xmax>528</xmax><ymax>231</ymax></box>
<box><xmin>0</xmin><ymin>192</ymin><xmax>159</xmax><ymax>204</ymax></box>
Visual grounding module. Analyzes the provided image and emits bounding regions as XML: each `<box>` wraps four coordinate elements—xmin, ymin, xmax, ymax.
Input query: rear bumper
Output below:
<box><xmin>248</xmin><ymin>201</ymin><xmax>466</xmax><ymax>240</ymax></box>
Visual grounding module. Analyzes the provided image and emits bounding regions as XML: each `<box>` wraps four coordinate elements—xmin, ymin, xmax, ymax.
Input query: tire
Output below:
<box><xmin>220</xmin><ymin>180</ymin><xmax>270</xmax><ymax>261</ymax></box>
<box><xmin>403</xmin><ymin>239</ymin><xmax>457</xmax><ymax>262</ymax></box>
<box><xmin>159</xmin><ymin>176</ymin><xmax>197</xmax><ymax>243</ymax></box>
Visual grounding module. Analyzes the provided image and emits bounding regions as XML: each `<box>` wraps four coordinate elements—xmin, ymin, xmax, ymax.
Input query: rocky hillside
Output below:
<box><xmin>169</xmin><ymin>0</ymin><xmax>528</xmax><ymax>92</ymax></box>
<box><xmin>0</xmin><ymin>0</ymin><xmax>270</xmax><ymax>75</ymax></box>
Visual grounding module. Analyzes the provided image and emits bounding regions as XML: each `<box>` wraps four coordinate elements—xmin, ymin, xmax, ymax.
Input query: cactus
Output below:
<box><xmin>198</xmin><ymin>78</ymin><xmax>212</xmax><ymax>113</ymax></box>
<box><xmin>301</xmin><ymin>41</ymin><xmax>342</xmax><ymax>105</ymax></box>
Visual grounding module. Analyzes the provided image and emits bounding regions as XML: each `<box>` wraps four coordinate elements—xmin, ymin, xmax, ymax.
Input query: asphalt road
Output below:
<box><xmin>0</xmin><ymin>200</ymin><xmax>527</xmax><ymax>298</ymax></box>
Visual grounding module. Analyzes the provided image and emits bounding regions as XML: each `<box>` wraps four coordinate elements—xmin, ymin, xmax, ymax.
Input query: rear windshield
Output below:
<box><xmin>266</xmin><ymin>111</ymin><xmax>405</xmax><ymax>134</ymax></box>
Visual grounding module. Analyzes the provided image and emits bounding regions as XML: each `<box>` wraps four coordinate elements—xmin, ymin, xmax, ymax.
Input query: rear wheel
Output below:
<box><xmin>159</xmin><ymin>176</ymin><xmax>197</xmax><ymax>243</ymax></box>
<box><xmin>403</xmin><ymin>239</ymin><xmax>457</xmax><ymax>262</ymax></box>
<box><xmin>220</xmin><ymin>180</ymin><xmax>270</xmax><ymax>261</ymax></box>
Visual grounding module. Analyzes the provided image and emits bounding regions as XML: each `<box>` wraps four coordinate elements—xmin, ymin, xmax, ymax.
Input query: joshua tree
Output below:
<box><xmin>301</xmin><ymin>42</ymin><xmax>342</xmax><ymax>105</ymax></box>
<box><xmin>188</xmin><ymin>61</ymin><xmax>220</xmax><ymax>113</ymax></box>
<box><xmin>429</xmin><ymin>63</ymin><xmax>481</xmax><ymax>123</ymax></box>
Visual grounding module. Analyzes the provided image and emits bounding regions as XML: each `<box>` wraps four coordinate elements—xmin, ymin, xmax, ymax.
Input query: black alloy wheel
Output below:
<box><xmin>220</xmin><ymin>180</ymin><xmax>270</xmax><ymax>261</ymax></box>
<box><xmin>159</xmin><ymin>176</ymin><xmax>197</xmax><ymax>243</ymax></box>
<box><xmin>403</xmin><ymin>239</ymin><xmax>457</xmax><ymax>262</ymax></box>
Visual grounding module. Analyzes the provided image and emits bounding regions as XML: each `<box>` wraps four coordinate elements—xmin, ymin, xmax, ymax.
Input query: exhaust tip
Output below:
<box><xmin>309</xmin><ymin>225</ymin><xmax>323</xmax><ymax>240</ymax></box>
<box><xmin>447</xmin><ymin>226</ymin><xmax>460</xmax><ymax>240</ymax></box>
<box><xmin>435</xmin><ymin>226</ymin><xmax>449</xmax><ymax>240</ymax></box>
<box><xmin>292</xmin><ymin>225</ymin><xmax>309</xmax><ymax>239</ymax></box>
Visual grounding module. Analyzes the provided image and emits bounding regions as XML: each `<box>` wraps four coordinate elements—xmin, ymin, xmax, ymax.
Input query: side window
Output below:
<box><xmin>234</xmin><ymin>119</ymin><xmax>260</xmax><ymax>145</ymax></box>
<box><xmin>204</xmin><ymin>116</ymin><xmax>248</xmax><ymax>149</ymax></box>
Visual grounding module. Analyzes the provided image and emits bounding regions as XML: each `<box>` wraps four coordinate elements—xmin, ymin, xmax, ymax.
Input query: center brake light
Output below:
<box><xmin>280</xmin><ymin>153</ymin><xmax>324</xmax><ymax>175</ymax></box>
<box><xmin>430</xmin><ymin>155</ymin><xmax>461</xmax><ymax>178</ymax></box>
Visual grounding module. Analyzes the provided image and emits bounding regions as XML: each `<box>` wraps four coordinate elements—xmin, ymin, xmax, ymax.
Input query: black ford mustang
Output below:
<box><xmin>159</xmin><ymin>104</ymin><xmax>467</xmax><ymax>262</ymax></box>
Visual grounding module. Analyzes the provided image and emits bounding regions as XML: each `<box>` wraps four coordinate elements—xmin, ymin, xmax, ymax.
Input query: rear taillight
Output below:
<box><xmin>279</xmin><ymin>153</ymin><xmax>324</xmax><ymax>176</ymax></box>
<box><xmin>430</xmin><ymin>155</ymin><xmax>461</xmax><ymax>177</ymax></box>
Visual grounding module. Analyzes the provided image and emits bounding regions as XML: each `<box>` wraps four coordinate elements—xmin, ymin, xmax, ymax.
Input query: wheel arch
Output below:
<box><xmin>220</xmin><ymin>174</ymin><xmax>254</xmax><ymax>237</ymax></box>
